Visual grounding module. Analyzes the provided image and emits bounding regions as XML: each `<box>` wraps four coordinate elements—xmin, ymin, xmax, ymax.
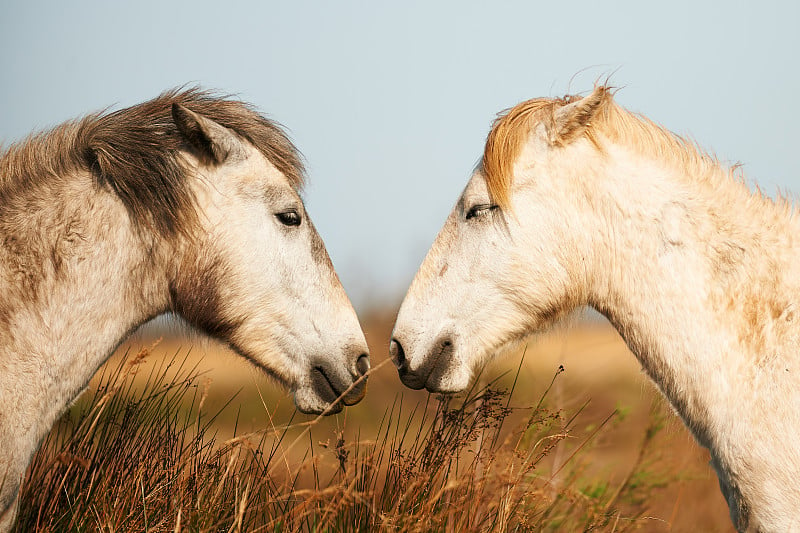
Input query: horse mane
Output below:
<box><xmin>483</xmin><ymin>96</ymin><xmax>567</xmax><ymax>208</ymax></box>
<box><xmin>0</xmin><ymin>87</ymin><xmax>306</xmax><ymax>238</ymax></box>
<box><xmin>482</xmin><ymin>86</ymin><xmax>732</xmax><ymax>209</ymax></box>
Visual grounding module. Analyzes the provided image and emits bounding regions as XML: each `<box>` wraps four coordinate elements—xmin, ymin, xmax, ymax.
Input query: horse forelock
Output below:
<box><xmin>482</xmin><ymin>98</ymin><xmax>559</xmax><ymax>209</ymax></box>
<box><xmin>0</xmin><ymin>87</ymin><xmax>306</xmax><ymax>239</ymax></box>
<box><xmin>481</xmin><ymin>86</ymin><xmax>733</xmax><ymax>208</ymax></box>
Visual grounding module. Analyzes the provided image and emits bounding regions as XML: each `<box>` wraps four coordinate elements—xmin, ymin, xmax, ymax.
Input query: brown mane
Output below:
<box><xmin>0</xmin><ymin>87</ymin><xmax>306</xmax><ymax>238</ymax></box>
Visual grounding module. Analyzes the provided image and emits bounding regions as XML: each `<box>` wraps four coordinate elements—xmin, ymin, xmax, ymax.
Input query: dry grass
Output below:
<box><xmin>13</xmin><ymin>316</ymin><xmax>735</xmax><ymax>532</ymax></box>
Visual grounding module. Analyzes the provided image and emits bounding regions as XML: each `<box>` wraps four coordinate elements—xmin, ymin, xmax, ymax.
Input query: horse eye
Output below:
<box><xmin>276</xmin><ymin>210</ymin><xmax>302</xmax><ymax>227</ymax></box>
<box><xmin>465</xmin><ymin>204</ymin><xmax>498</xmax><ymax>220</ymax></box>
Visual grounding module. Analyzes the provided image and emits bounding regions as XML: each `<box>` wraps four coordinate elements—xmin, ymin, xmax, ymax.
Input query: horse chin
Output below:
<box><xmin>422</xmin><ymin>365</ymin><xmax>473</xmax><ymax>395</ymax></box>
<box><xmin>424</xmin><ymin>382</ymin><xmax>464</xmax><ymax>395</ymax></box>
<box><xmin>293</xmin><ymin>388</ymin><xmax>344</xmax><ymax>416</ymax></box>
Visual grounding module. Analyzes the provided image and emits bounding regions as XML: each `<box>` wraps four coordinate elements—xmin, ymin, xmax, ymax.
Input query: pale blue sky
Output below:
<box><xmin>2</xmin><ymin>1</ymin><xmax>799</xmax><ymax>309</ymax></box>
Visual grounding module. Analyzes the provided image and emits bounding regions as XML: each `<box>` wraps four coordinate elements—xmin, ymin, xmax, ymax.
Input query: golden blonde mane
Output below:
<box><xmin>483</xmin><ymin>97</ymin><xmax>563</xmax><ymax>208</ymax></box>
<box><xmin>482</xmin><ymin>87</ymin><xmax>728</xmax><ymax>208</ymax></box>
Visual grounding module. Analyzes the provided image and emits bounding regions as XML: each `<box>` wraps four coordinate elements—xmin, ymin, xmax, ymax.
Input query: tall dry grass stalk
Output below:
<box><xmin>15</xmin><ymin>345</ymin><xmax>668</xmax><ymax>532</ymax></box>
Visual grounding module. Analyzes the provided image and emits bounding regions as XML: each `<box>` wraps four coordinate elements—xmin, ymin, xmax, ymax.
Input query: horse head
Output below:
<box><xmin>167</xmin><ymin>101</ymin><xmax>369</xmax><ymax>414</ymax></box>
<box><xmin>390</xmin><ymin>88</ymin><xmax>611</xmax><ymax>392</ymax></box>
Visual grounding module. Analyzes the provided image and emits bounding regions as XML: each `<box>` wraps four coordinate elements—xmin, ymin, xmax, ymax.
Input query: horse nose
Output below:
<box><xmin>391</xmin><ymin>335</ymin><xmax>454</xmax><ymax>392</ymax></box>
<box><xmin>389</xmin><ymin>338</ymin><xmax>407</xmax><ymax>371</ymax></box>
<box><xmin>340</xmin><ymin>348</ymin><xmax>368</xmax><ymax>406</ymax></box>
<box><xmin>340</xmin><ymin>352</ymin><xmax>369</xmax><ymax>406</ymax></box>
<box><xmin>356</xmin><ymin>353</ymin><xmax>370</xmax><ymax>376</ymax></box>
<box><xmin>390</xmin><ymin>337</ymin><xmax>427</xmax><ymax>390</ymax></box>
<box><xmin>310</xmin><ymin>348</ymin><xmax>369</xmax><ymax>408</ymax></box>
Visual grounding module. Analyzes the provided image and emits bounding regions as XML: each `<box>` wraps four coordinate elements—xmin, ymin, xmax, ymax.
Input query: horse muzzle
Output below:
<box><xmin>300</xmin><ymin>353</ymin><xmax>369</xmax><ymax>414</ymax></box>
<box><xmin>389</xmin><ymin>334</ymin><xmax>459</xmax><ymax>393</ymax></box>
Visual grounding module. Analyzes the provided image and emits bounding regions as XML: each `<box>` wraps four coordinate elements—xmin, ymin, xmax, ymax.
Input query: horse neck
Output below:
<box><xmin>582</xmin><ymin>142</ymin><xmax>799</xmax><ymax>446</ymax></box>
<box><xmin>0</xmin><ymin>171</ymin><xmax>171</xmax><ymax>453</ymax></box>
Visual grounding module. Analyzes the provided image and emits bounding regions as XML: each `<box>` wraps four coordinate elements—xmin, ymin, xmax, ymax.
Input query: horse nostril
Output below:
<box><xmin>389</xmin><ymin>338</ymin><xmax>406</xmax><ymax>370</ymax></box>
<box><xmin>356</xmin><ymin>353</ymin><xmax>370</xmax><ymax>376</ymax></box>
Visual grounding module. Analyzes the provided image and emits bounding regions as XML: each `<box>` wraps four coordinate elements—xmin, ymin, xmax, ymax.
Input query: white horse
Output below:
<box><xmin>0</xmin><ymin>88</ymin><xmax>369</xmax><ymax>529</ymax></box>
<box><xmin>391</xmin><ymin>86</ymin><xmax>800</xmax><ymax>532</ymax></box>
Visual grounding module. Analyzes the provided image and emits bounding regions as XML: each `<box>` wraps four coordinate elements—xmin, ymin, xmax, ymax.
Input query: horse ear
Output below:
<box><xmin>171</xmin><ymin>103</ymin><xmax>244</xmax><ymax>164</ymax></box>
<box><xmin>549</xmin><ymin>86</ymin><xmax>609</xmax><ymax>146</ymax></box>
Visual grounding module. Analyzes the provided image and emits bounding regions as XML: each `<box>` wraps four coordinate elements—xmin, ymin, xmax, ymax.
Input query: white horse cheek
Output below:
<box><xmin>206</xmin><ymin>174</ymin><xmax>365</xmax><ymax>396</ymax></box>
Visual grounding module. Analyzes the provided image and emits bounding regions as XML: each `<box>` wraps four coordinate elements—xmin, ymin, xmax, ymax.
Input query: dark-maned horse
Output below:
<box><xmin>0</xmin><ymin>88</ymin><xmax>369</xmax><ymax>528</ymax></box>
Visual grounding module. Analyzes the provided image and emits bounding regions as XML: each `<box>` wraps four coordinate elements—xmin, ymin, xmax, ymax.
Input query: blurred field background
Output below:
<box><xmin>3</xmin><ymin>3</ymin><xmax>798</xmax><ymax>532</ymax></box>
<box><xmin>20</xmin><ymin>310</ymin><xmax>736</xmax><ymax>532</ymax></box>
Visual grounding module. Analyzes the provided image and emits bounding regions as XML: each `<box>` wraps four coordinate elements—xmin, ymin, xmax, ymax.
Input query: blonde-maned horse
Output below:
<box><xmin>0</xmin><ymin>88</ymin><xmax>370</xmax><ymax>529</ymax></box>
<box><xmin>391</xmin><ymin>86</ymin><xmax>800</xmax><ymax>532</ymax></box>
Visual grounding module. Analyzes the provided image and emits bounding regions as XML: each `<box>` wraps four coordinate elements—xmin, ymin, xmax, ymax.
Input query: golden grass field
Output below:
<box><xmin>22</xmin><ymin>311</ymin><xmax>737</xmax><ymax>532</ymax></box>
